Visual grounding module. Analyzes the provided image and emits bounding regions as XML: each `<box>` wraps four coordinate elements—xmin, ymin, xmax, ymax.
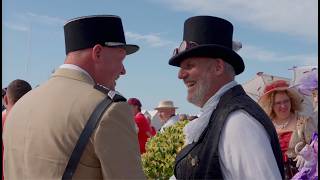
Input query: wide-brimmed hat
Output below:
<box><xmin>259</xmin><ymin>80</ymin><xmax>302</xmax><ymax>104</ymax></box>
<box><xmin>154</xmin><ymin>100</ymin><xmax>178</xmax><ymax>110</ymax></box>
<box><xmin>169</xmin><ymin>16</ymin><xmax>244</xmax><ymax>75</ymax></box>
<box><xmin>64</xmin><ymin>15</ymin><xmax>139</xmax><ymax>55</ymax></box>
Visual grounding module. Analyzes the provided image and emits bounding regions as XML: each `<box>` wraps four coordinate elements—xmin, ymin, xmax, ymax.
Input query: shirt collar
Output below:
<box><xmin>183</xmin><ymin>80</ymin><xmax>238</xmax><ymax>145</ymax></box>
<box><xmin>59</xmin><ymin>64</ymin><xmax>94</xmax><ymax>83</ymax></box>
<box><xmin>200</xmin><ymin>80</ymin><xmax>238</xmax><ymax>114</ymax></box>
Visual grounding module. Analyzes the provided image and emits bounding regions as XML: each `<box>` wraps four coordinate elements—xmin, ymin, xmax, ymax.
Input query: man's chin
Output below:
<box><xmin>187</xmin><ymin>95</ymin><xmax>201</xmax><ymax>108</ymax></box>
<box><xmin>108</xmin><ymin>81</ymin><xmax>116</xmax><ymax>91</ymax></box>
<box><xmin>109</xmin><ymin>86</ymin><xmax>115</xmax><ymax>91</ymax></box>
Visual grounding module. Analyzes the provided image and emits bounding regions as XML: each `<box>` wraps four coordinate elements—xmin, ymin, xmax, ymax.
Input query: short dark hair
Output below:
<box><xmin>6</xmin><ymin>79</ymin><xmax>32</xmax><ymax>104</ymax></box>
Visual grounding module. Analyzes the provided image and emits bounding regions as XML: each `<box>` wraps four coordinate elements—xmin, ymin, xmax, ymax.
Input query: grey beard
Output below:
<box><xmin>189</xmin><ymin>79</ymin><xmax>210</xmax><ymax>107</ymax></box>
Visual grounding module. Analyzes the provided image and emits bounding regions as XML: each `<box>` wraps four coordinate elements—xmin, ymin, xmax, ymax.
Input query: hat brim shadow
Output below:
<box><xmin>169</xmin><ymin>44</ymin><xmax>244</xmax><ymax>75</ymax></box>
<box><xmin>124</xmin><ymin>44</ymin><xmax>139</xmax><ymax>55</ymax></box>
<box><xmin>109</xmin><ymin>44</ymin><xmax>139</xmax><ymax>55</ymax></box>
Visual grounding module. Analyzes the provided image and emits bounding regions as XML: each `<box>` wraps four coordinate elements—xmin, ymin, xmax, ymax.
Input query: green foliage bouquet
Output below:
<box><xmin>142</xmin><ymin>120</ymin><xmax>189</xmax><ymax>179</ymax></box>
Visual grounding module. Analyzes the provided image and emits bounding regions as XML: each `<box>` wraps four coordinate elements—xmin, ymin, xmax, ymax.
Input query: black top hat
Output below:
<box><xmin>64</xmin><ymin>15</ymin><xmax>139</xmax><ymax>55</ymax></box>
<box><xmin>169</xmin><ymin>16</ymin><xmax>245</xmax><ymax>75</ymax></box>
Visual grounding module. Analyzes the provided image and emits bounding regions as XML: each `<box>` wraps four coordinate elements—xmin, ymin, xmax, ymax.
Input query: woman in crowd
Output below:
<box><xmin>297</xmin><ymin>70</ymin><xmax>318</xmax><ymax>128</ymax></box>
<box><xmin>128</xmin><ymin>98</ymin><xmax>154</xmax><ymax>154</ymax></box>
<box><xmin>258</xmin><ymin>80</ymin><xmax>316</xmax><ymax>179</ymax></box>
<box><xmin>291</xmin><ymin>70</ymin><xmax>318</xmax><ymax>180</ymax></box>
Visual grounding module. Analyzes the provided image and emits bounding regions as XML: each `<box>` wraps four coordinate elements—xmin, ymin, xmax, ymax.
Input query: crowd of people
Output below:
<box><xmin>2</xmin><ymin>14</ymin><xmax>318</xmax><ymax>180</ymax></box>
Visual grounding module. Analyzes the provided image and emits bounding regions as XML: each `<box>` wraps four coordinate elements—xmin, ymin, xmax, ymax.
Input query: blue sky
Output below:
<box><xmin>2</xmin><ymin>0</ymin><xmax>318</xmax><ymax>115</ymax></box>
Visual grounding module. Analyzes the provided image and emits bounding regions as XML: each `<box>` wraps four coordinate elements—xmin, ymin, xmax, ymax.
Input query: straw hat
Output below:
<box><xmin>154</xmin><ymin>100</ymin><xmax>178</xmax><ymax>110</ymax></box>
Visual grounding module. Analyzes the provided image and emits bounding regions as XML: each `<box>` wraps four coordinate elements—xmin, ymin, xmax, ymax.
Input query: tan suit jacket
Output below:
<box><xmin>3</xmin><ymin>68</ymin><xmax>146</xmax><ymax>179</ymax></box>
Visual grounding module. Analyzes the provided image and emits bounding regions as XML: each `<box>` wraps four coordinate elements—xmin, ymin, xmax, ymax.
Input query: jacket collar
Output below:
<box><xmin>52</xmin><ymin>68</ymin><xmax>95</xmax><ymax>85</ymax></box>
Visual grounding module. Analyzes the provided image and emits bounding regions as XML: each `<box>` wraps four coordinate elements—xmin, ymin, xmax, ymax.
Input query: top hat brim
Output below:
<box><xmin>111</xmin><ymin>44</ymin><xmax>139</xmax><ymax>55</ymax></box>
<box><xmin>169</xmin><ymin>45</ymin><xmax>245</xmax><ymax>75</ymax></box>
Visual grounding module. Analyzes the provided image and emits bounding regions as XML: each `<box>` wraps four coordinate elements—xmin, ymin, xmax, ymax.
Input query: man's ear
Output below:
<box><xmin>213</xmin><ymin>58</ymin><xmax>225</xmax><ymax>75</ymax></box>
<box><xmin>4</xmin><ymin>94</ymin><xmax>9</xmax><ymax>106</ymax></box>
<box><xmin>92</xmin><ymin>44</ymin><xmax>103</xmax><ymax>61</ymax></box>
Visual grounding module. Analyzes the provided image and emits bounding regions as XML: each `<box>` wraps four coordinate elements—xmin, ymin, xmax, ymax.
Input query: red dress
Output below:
<box><xmin>278</xmin><ymin>131</ymin><xmax>293</xmax><ymax>162</ymax></box>
<box><xmin>278</xmin><ymin>131</ymin><xmax>298</xmax><ymax>179</ymax></box>
<box><xmin>150</xmin><ymin>126</ymin><xmax>156</xmax><ymax>136</ymax></box>
<box><xmin>134</xmin><ymin>112</ymin><xmax>153</xmax><ymax>154</ymax></box>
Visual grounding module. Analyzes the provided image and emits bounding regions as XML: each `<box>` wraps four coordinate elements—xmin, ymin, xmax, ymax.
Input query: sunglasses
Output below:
<box><xmin>172</xmin><ymin>41</ymin><xmax>199</xmax><ymax>57</ymax></box>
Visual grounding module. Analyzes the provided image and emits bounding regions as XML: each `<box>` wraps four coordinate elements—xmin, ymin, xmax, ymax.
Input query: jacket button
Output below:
<box><xmin>190</xmin><ymin>155</ymin><xmax>199</xmax><ymax>167</ymax></box>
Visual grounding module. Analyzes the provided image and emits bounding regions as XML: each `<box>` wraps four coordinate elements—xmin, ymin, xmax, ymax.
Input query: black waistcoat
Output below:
<box><xmin>174</xmin><ymin>85</ymin><xmax>284</xmax><ymax>179</ymax></box>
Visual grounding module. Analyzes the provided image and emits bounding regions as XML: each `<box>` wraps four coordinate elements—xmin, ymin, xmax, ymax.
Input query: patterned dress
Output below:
<box><xmin>276</xmin><ymin>113</ymin><xmax>315</xmax><ymax>179</ymax></box>
<box><xmin>292</xmin><ymin>132</ymin><xmax>318</xmax><ymax>180</ymax></box>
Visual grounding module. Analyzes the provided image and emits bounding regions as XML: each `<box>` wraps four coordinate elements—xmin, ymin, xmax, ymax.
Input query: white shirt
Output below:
<box><xmin>160</xmin><ymin>115</ymin><xmax>179</xmax><ymax>132</ymax></box>
<box><xmin>219</xmin><ymin>110</ymin><xmax>282</xmax><ymax>180</ymax></box>
<box><xmin>183</xmin><ymin>80</ymin><xmax>282</xmax><ymax>180</ymax></box>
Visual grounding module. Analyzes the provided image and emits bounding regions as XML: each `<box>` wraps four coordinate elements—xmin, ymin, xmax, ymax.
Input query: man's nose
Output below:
<box><xmin>178</xmin><ymin>69</ymin><xmax>187</xmax><ymax>79</ymax></box>
<box><xmin>120</xmin><ymin>66</ymin><xmax>126</xmax><ymax>75</ymax></box>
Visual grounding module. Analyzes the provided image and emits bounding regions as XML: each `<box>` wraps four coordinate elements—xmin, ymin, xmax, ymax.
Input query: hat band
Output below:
<box><xmin>104</xmin><ymin>42</ymin><xmax>126</xmax><ymax>47</ymax></box>
<box><xmin>172</xmin><ymin>41</ymin><xmax>199</xmax><ymax>57</ymax></box>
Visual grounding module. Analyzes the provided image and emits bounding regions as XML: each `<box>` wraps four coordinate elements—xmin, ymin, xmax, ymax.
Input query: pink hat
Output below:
<box><xmin>259</xmin><ymin>80</ymin><xmax>302</xmax><ymax>105</ymax></box>
<box><xmin>263</xmin><ymin>80</ymin><xmax>290</xmax><ymax>95</ymax></box>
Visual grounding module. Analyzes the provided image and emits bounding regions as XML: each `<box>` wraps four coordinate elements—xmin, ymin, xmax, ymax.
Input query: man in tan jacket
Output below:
<box><xmin>3</xmin><ymin>15</ymin><xmax>146</xmax><ymax>179</ymax></box>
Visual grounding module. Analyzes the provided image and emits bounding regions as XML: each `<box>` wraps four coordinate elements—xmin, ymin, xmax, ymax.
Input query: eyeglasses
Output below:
<box><xmin>274</xmin><ymin>99</ymin><xmax>291</xmax><ymax>107</ymax></box>
<box><xmin>172</xmin><ymin>41</ymin><xmax>199</xmax><ymax>57</ymax></box>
